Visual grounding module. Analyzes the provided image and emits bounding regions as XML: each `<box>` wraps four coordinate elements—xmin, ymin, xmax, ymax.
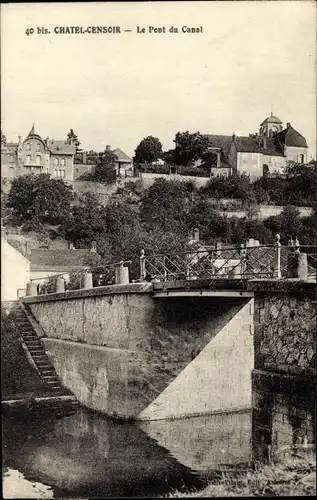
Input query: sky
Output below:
<box><xmin>1</xmin><ymin>1</ymin><xmax>316</xmax><ymax>158</ymax></box>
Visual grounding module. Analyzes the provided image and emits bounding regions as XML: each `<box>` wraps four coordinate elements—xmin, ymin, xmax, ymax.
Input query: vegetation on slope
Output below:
<box><xmin>168</xmin><ymin>453</ymin><xmax>316</xmax><ymax>497</ymax></box>
<box><xmin>1</xmin><ymin>307</ymin><xmax>48</xmax><ymax>400</ymax></box>
<box><xmin>2</xmin><ymin>162</ymin><xmax>317</xmax><ymax>281</ymax></box>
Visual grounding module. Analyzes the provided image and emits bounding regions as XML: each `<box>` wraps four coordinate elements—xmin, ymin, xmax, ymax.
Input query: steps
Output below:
<box><xmin>8</xmin><ymin>302</ymin><xmax>74</xmax><ymax>397</ymax></box>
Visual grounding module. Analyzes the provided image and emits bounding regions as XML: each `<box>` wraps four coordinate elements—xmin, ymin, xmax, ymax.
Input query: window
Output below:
<box><xmin>61</xmin><ymin>170</ymin><xmax>65</xmax><ymax>178</ymax></box>
<box><xmin>60</xmin><ymin>158</ymin><xmax>65</xmax><ymax>167</ymax></box>
<box><xmin>26</xmin><ymin>143</ymin><xmax>31</xmax><ymax>151</ymax></box>
<box><xmin>300</xmin><ymin>154</ymin><xmax>304</xmax><ymax>164</ymax></box>
<box><xmin>54</xmin><ymin>157</ymin><xmax>59</xmax><ymax>166</ymax></box>
<box><xmin>54</xmin><ymin>169</ymin><xmax>58</xmax><ymax>177</ymax></box>
<box><xmin>25</xmin><ymin>155</ymin><xmax>31</xmax><ymax>164</ymax></box>
<box><xmin>36</xmin><ymin>143</ymin><xmax>41</xmax><ymax>152</ymax></box>
<box><xmin>36</xmin><ymin>155</ymin><xmax>41</xmax><ymax>165</ymax></box>
<box><xmin>9</xmin><ymin>156</ymin><xmax>15</xmax><ymax>164</ymax></box>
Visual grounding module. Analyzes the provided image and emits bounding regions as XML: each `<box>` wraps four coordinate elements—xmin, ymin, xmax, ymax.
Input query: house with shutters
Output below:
<box><xmin>1</xmin><ymin>125</ymin><xmax>76</xmax><ymax>182</ymax></box>
<box><xmin>203</xmin><ymin>113</ymin><xmax>309</xmax><ymax>181</ymax></box>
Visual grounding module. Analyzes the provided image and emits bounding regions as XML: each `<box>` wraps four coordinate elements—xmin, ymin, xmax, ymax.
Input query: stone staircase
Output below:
<box><xmin>8</xmin><ymin>301</ymin><xmax>72</xmax><ymax>397</ymax></box>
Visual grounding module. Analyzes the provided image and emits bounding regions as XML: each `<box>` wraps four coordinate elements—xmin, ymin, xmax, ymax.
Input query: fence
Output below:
<box><xmin>140</xmin><ymin>236</ymin><xmax>317</xmax><ymax>282</ymax></box>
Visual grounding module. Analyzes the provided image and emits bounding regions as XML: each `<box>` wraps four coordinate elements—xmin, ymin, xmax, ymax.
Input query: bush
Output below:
<box><xmin>201</xmin><ymin>173</ymin><xmax>256</xmax><ymax>204</ymax></box>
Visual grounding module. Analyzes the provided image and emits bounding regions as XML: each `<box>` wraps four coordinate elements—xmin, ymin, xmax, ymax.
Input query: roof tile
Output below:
<box><xmin>29</xmin><ymin>249</ymin><xmax>102</xmax><ymax>269</ymax></box>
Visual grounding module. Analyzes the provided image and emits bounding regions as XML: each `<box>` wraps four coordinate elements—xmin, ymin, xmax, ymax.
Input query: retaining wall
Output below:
<box><xmin>23</xmin><ymin>284</ymin><xmax>251</xmax><ymax>419</ymax></box>
<box><xmin>249</xmin><ymin>280</ymin><xmax>316</xmax><ymax>458</ymax></box>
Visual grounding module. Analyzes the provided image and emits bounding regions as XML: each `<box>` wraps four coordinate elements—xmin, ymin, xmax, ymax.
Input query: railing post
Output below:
<box><xmin>81</xmin><ymin>270</ymin><xmax>93</xmax><ymax>289</ymax></box>
<box><xmin>272</xmin><ymin>233</ymin><xmax>281</xmax><ymax>279</ymax></box>
<box><xmin>140</xmin><ymin>249</ymin><xmax>146</xmax><ymax>281</ymax></box>
<box><xmin>240</xmin><ymin>243</ymin><xmax>246</xmax><ymax>277</ymax></box>
<box><xmin>287</xmin><ymin>237</ymin><xmax>308</xmax><ymax>280</ymax></box>
<box><xmin>26</xmin><ymin>281</ymin><xmax>38</xmax><ymax>297</ymax></box>
<box><xmin>115</xmin><ymin>261</ymin><xmax>130</xmax><ymax>285</ymax></box>
<box><xmin>55</xmin><ymin>276</ymin><xmax>65</xmax><ymax>293</ymax></box>
<box><xmin>163</xmin><ymin>255</ymin><xmax>167</xmax><ymax>282</ymax></box>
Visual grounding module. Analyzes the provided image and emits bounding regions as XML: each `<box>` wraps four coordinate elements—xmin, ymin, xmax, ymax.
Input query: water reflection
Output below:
<box><xmin>140</xmin><ymin>411</ymin><xmax>252</xmax><ymax>471</ymax></box>
<box><xmin>3</xmin><ymin>408</ymin><xmax>206</xmax><ymax>498</ymax></box>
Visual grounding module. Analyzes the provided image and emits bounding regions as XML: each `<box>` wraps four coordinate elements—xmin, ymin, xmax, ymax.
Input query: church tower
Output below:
<box><xmin>259</xmin><ymin>112</ymin><xmax>283</xmax><ymax>138</ymax></box>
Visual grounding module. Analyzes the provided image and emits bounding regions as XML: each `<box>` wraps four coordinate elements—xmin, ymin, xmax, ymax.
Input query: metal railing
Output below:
<box><xmin>140</xmin><ymin>235</ymin><xmax>317</xmax><ymax>282</ymax></box>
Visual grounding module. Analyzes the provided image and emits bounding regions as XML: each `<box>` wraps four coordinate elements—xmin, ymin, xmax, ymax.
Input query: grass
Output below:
<box><xmin>1</xmin><ymin>306</ymin><xmax>49</xmax><ymax>400</ymax></box>
<box><xmin>167</xmin><ymin>452</ymin><xmax>316</xmax><ymax>497</ymax></box>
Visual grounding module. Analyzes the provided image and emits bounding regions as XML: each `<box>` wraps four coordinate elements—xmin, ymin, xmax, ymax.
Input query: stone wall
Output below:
<box><xmin>23</xmin><ymin>285</ymin><xmax>250</xmax><ymax>419</ymax></box>
<box><xmin>249</xmin><ymin>280</ymin><xmax>316</xmax><ymax>458</ymax></box>
<box><xmin>250</xmin><ymin>280</ymin><xmax>315</xmax><ymax>373</ymax></box>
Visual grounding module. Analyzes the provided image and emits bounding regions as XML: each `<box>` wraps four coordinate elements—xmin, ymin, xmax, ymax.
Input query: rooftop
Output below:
<box><xmin>113</xmin><ymin>148</ymin><xmax>132</xmax><ymax>163</ymax></box>
<box><xmin>47</xmin><ymin>140</ymin><xmax>76</xmax><ymax>156</ymax></box>
<box><xmin>260</xmin><ymin>113</ymin><xmax>283</xmax><ymax>126</ymax></box>
<box><xmin>275</xmin><ymin>124</ymin><xmax>308</xmax><ymax>148</ymax></box>
<box><xmin>29</xmin><ymin>249</ymin><xmax>102</xmax><ymax>270</ymax></box>
<box><xmin>204</xmin><ymin>134</ymin><xmax>232</xmax><ymax>156</ymax></box>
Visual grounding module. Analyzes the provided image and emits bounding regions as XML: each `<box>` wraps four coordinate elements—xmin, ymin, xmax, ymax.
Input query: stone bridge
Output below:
<box><xmin>20</xmin><ymin>276</ymin><xmax>315</xmax><ymax>429</ymax></box>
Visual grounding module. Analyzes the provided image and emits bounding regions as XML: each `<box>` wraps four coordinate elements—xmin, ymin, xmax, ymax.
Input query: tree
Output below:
<box><xmin>252</xmin><ymin>174</ymin><xmax>287</xmax><ymax>206</ymax></box>
<box><xmin>67</xmin><ymin>129</ymin><xmax>82</xmax><ymax>161</ymax></box>
<box><xmin>7</xmin><ymin>174</ymin><xmax>74</xmax><ymax>227</ymax></box>
<box><xmin>185</xmin><ymin>199</ymin><xmax>231</xmax><ymax>243</ymax></box>
<box><xmin>264</xmin><ymin>205</ymin><xmax>304</xmax><ymax>243</ymax></box>
<box><xmin>284</xmin><ymin>161</ymin><xmax>317</xmax><ymax>207</ymax></box>
<box><xmin>1</xmin><ymin>130</ymin><xmax>6</xmax><ymax>145</ymax></box>
<box><xmin>62</xmin><ymin>192</ymin><xmax>108</xmax><ymax>247</ymax></box>
<box><xmin>139</xmin><ymin>178</ymin><xmax>194</xmax><ymax>231</ymax></box>
<box><xmin>93</xmin><ymin>149</ymin><xmax>117</xmax><ymax>184</ymax></box>
<box><xmin>134</xmin><ymin>136</ymin><xmax>163</xmax><ymax>164</ymax></box>
<box><xmin>168</xmin><ymin>131</ymin><xmax>213</xmax><ymax>166</ymax></box>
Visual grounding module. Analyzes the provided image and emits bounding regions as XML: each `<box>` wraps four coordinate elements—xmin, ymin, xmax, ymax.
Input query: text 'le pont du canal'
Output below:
<box><xmin>26</xmin><ymin>26</ymin><xmax>203</xmax><ymax>36</ymax></box>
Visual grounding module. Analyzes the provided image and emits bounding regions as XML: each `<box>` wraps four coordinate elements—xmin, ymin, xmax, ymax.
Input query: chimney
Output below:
<box><xmin>68</xmin><ymin>241</ymin><xmax>75</xmax><ymax>250</ymax></box>
<box><xmin>18</xmin><ymin>135</ymin><xmax>21</xmax><ymax>145</ymax></box>
<box><xmin>90</xmin><ymin>241</ymin><xmax>97</xmax><ymax>253</ymax></box>
<box><xmin>287</xmin><ymin>122</ymin><xmax>291</xmax><ymax>128</ymax></box>
<box><xmin>232</xmin><ymin>133</ymin><xmax>236</xmax><ymax>143</ymax></box>
<box><xmin>194</xmin><ymin>228</ymin><xmax>200</xmax><ymax>242</ymax></box>
<box><xmin>82</xmin><ymin>151</ymin><xmax>87</xmax><ymax>164</ymax></box>
<box><xmin>106</xmin><ymin>145</ymin><xmax>111</xmax><ymax>152</ymax></box>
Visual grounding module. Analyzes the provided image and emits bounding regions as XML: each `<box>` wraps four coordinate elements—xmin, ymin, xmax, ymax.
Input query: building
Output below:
<box><xmin>112</xmin><ymin>148</ymin><xmax>134</xmax><ymax>177</ymax></box>
<box><xmin>202</xmin><ymin>135</ymin><xmax>233</xmax><ymax>177</ymax></box>
<box><xmin>205</xmin><ymin>113</ymin><xmax>308</xmax><ymax>180</ymax></box>
<box><xmin>1</xmin><ymin>227</ymin><xmax>30</xmax><ymax>301</ymax></box>
<box><xmin>1</xmin><ymin>125</ymin><xmax>76</xmax><ymax>182</ymax></box>
<box><xmin>73</xmin><ymin>146</ymin><xmax>133</xmax><ymax>180</ymax></box>
<box><xmin>28</xmin><ymin>245</ymin><xmax>102</xmax><ymax>284</ymax></box>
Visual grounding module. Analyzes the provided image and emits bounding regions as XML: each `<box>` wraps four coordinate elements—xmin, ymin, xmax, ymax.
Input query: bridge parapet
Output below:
<box><xmin>140</xmin><ymin>235</ymin><xmax>316</xmax><ymax>283</ymax></box>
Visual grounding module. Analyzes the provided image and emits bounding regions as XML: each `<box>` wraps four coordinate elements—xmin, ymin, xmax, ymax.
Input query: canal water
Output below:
<box><xmin>2</xmin><ymin>407</ymin><xmax>252</xmax><ymax>498</ymax></box>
